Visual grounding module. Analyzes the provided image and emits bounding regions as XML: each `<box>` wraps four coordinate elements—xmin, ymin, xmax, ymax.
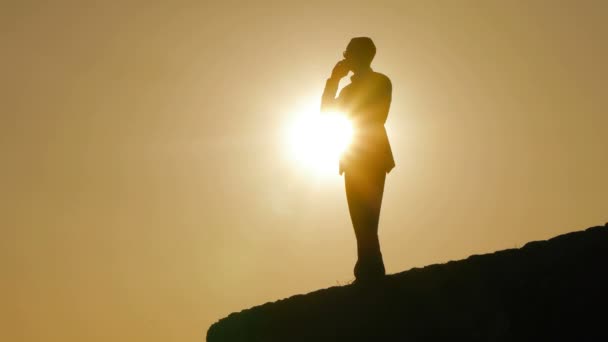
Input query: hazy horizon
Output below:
<box><xmin>2</xmin><ymin>1</ymin><xmax>607</xmax><ymax>341</ymax></box>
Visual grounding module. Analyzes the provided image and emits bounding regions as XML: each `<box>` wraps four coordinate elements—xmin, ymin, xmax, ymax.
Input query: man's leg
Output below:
<box><xmin>345</xmin><ymin>168</ymin><xmax>387</xmax><ymax>281</ymax></box>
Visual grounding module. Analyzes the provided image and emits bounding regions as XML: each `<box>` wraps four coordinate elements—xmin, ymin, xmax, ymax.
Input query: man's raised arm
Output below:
<box><xmin>321</xmin><ymin>60</ymin><xmax>350</xmax><ymax>112</ymax></box>
<box><xmin>321</xmin><ymin>77</ymin><xmax>340</xmax><ymax>112</ymax></box>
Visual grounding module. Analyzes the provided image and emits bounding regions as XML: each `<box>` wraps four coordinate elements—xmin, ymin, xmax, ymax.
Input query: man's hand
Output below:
<box><xmin>331</xmin><ymin>60</ymin><xmax>350</xmax><ymax>80</ymax></box>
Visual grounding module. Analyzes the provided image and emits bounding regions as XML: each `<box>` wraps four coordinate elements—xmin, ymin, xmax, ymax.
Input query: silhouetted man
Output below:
<box><xmin>321</xmin><ymin>37</ymin><xmax>395</xmax><ymax>283</ymax></box>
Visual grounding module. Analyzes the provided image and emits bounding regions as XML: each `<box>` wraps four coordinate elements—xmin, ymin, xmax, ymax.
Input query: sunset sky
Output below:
<box><xmin>2</xmin><ymin>1</ymin><xmax>607</xmax><ymax>341</ymax></box>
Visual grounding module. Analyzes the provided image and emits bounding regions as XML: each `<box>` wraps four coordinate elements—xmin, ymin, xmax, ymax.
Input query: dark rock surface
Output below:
<box><xmin>207</xmin><ymin>224</ymin><xmax>608</xmax><ymax>341</ymax></box>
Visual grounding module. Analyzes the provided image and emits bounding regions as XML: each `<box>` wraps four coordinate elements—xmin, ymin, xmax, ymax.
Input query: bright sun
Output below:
<box><xmin>286</xmin><ymin>107</ymin><xmax>353</xmax><ymax>175</ymax></box>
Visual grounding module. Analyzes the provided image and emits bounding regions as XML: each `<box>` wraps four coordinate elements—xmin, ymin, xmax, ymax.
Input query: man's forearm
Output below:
<box><xmin>321</xmin><ymin>77</ymin><xmax>340</xmax><ymax>112</ymax></box>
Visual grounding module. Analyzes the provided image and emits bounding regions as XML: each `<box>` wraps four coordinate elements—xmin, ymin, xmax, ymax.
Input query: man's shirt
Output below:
<box><xmin>321</xmin><ymin>68</ymin><xmax>395</xmax><ymax>175</ymax></box>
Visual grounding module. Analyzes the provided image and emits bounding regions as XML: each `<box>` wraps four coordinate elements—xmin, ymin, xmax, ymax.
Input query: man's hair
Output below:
<box><xmin>347</xmin><ymin>37</ymin><xmax>376</xmax><ymax>65</ymax></box>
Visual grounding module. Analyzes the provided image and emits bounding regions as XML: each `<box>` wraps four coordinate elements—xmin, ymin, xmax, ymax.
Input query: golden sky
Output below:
<box><xmin>2</xmin><ymin>1</ymin><xmax>607</xmax><ymax>341</ymax></box>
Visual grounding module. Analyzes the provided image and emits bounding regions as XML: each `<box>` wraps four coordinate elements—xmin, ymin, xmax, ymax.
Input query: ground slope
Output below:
<box><xmin>207</xmin><ymin>224</ymin><xmax>608</xmax><ymax>341</ymax></box>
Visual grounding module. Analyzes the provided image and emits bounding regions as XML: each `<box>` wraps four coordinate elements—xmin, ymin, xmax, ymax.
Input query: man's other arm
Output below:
<box><xmin>373</xmin><ymin>75</ymin><xmax>392</xmax><ymax>124</ymax></box>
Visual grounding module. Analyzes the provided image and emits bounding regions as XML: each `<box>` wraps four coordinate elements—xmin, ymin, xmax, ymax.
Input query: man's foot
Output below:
<box><xmin>351</xmin><ymin>274</ymin><xmax>385</xmax><ymax>287</ymax></box>
<box><xmin>353</xmin><ymin>256</ymin><xmax>386</xmax><ymax>285</ymax></box>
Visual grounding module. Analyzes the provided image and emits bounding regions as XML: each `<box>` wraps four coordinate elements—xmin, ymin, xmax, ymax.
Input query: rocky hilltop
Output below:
<box><xmin>208</xmin><ymin>224</ymin><xmax>608</xmax><ymax>341</ymax></box>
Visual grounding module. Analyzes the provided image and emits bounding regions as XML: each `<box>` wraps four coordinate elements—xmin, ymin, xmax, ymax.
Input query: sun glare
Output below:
<box><xmin>287</xmin><ymin>108</ymin><xmax>353</xmax><ymax>175</ymax></box>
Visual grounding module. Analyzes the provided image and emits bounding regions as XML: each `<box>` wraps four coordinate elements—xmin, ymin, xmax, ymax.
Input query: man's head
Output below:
<box><xmin>343</xmin><ymin>37</ymin><xmax>376</xmax><ymax>72</ymax></box>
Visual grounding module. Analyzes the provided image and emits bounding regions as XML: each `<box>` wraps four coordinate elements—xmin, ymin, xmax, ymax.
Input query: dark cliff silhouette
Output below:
<box><xmin>207</xmin><ymin>223</ymin><xmax>608</xmax><ymax>341</ymax></box>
